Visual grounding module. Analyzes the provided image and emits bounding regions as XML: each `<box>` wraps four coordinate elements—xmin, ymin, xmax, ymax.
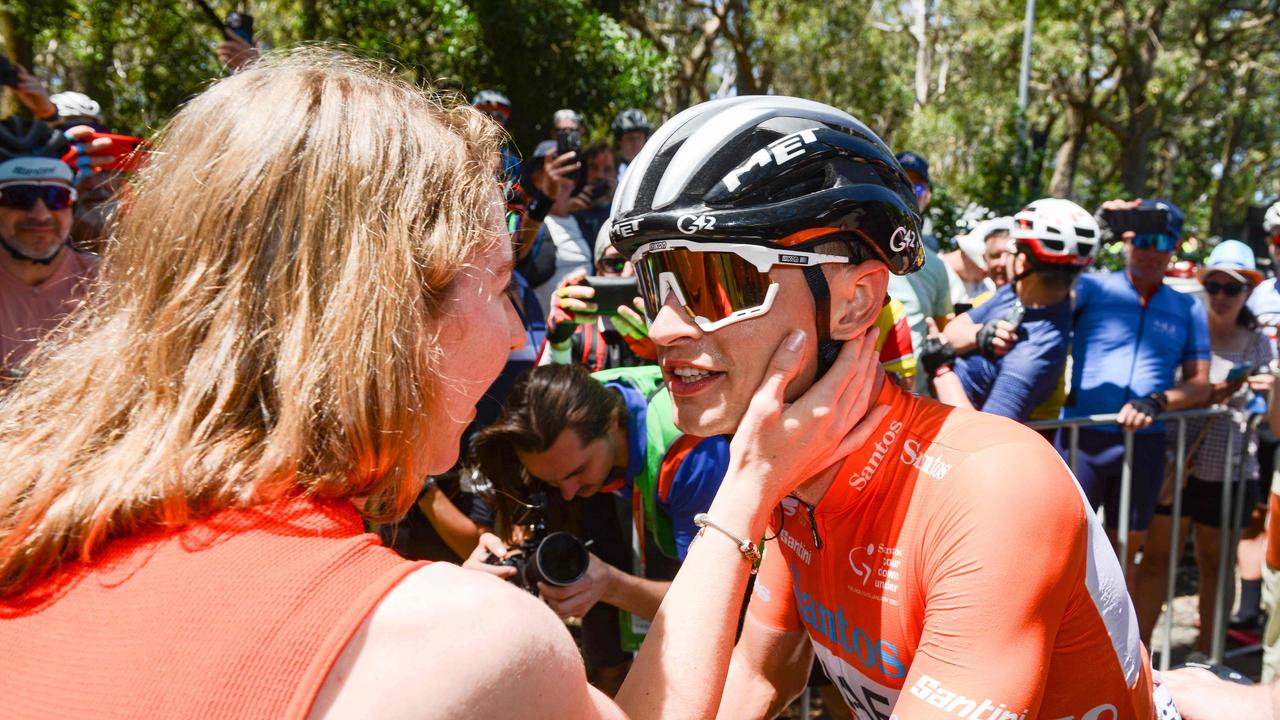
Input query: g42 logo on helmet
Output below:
<box><xmin>888</xmin><ymin>226</ymin><xmax>917</xmax><ymax>253</ymax></box>
<box><xmin>677</xmin><ymin>214</ymin><xmax>717</xmax><ymax>234</ymax></box>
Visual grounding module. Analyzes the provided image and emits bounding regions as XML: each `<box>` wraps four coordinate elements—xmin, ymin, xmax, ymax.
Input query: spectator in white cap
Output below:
<box><xmin>0</xmin><ymin>117</ymin><xmax>100</xmax><ymax>380</ymax></box>
<box><xmin>940</xmin><ymin>217</ymin><xmax>1014</xmax><ymax>305</ymax></box>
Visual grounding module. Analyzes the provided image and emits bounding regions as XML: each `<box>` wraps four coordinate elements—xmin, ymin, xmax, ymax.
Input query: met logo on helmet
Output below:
<box><xmin>677</xmin><ymin>214</ymin><xmax>717</xmax><ymax>234</ymax></box>
<box><xmin>720</xmin><ymin>128</ymin><xmax>820</xmax><ymax>193</ymax></box>
<box><xmin>613</xmin><ymin>218</ymin><xmax>642</xmax><ymax>238</ymax></box>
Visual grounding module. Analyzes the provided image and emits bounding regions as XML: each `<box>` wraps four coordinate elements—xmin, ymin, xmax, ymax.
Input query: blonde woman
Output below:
<box><xmin>0</xmin><ymin>50</ymin><xmax>882</xmax><ymax>718</ymax></box>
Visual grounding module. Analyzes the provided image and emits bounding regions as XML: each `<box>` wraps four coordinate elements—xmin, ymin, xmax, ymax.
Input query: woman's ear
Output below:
<box><xmin>828</xmin><ymin>262</ymin><xmax>890</xmax><ymax>341</ymax></box>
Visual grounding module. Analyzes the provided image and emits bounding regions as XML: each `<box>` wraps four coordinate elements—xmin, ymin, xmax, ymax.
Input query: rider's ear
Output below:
<box><xmin>827</xmin><ymin>261</ymin><xmax>888</xmax><ymax>342</ymax></box>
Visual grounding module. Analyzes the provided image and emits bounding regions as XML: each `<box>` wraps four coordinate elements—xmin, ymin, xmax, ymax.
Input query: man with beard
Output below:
<box><xmin>0</xmin><ymin>118</ymin><xmax>100</xmax><ymax>380</ymax></box>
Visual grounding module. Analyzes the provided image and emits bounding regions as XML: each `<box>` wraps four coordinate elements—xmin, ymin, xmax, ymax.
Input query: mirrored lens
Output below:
<box><xmin>635</xmin><ymin>248</ymin><xmax>773</xmax><ymax>326</ymax></box>
<box><xmin>1132</xmin><ymin>233</ymin><xmax>1177</xmax><ymax>253</ymax></box>
<box><xmin>0</xmin><ymin>185</ymin><xmax>74</xmax><ymax>211</ymax></box>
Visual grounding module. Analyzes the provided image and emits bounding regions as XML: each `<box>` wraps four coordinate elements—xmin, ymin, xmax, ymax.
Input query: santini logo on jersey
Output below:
<box><xmin>852</xmin><ymin>420</ymin><xmax>903</xmax><ymax>490</ymax></box>
<box><xmin>779</xmin><ymin>529</ymin><xmax>812</xmax><ymax>565</ymax></box>
<box><xmin>901</xmin><ymin>439</ymin><xmax>953</xmax><ymax>480</ymax></box>
<box><xmin>720</xmin><ymin>128</ymin><xmax>820</xmax><ymax>192</ymax></box>
<box><xmin>908</xmin><ymin>675</ymin><xmax>1027</xmax><ymax>720</ymax></box>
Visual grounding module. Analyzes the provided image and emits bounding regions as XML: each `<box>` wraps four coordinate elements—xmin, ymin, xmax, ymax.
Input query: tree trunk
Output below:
<box><xmin>1049</xmin><ymin>102</ymin><xmax>1088</xmax><ymax>198</ymax></box>
<box><xmin>301</xmin><ymin>0</ymin><xmax>322</xmax><ymax>39</ymax></box>
<box><xmin>0</xmin><ymin>7</ymin><xmax>32</xmax><ymax>117</ymax></box>
<box><xmin>1209</xmin><ymin>70</ymin><xmax>1256</xmax><ymax>236</ymax></box>
<box><xmin>911</xmin><ymin>0</ymin><xmax>930</xmax><ymax>108</ymax></box>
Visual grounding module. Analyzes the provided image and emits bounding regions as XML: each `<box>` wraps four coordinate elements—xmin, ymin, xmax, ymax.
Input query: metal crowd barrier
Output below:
<box><xmin>1029</xmin><ymin>407</ymin><xmax>1260</xmax><ymax>669</ymax></box>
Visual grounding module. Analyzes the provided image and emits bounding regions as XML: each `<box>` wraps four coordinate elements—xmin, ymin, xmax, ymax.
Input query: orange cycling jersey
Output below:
<box><xmin>750</xmin><ymin>377</ymin><xmax>1153</xmax><ymax>720</ymax></box>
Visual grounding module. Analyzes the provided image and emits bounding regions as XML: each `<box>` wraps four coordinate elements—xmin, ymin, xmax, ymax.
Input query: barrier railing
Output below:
<box><xmin>1028</xmin><ymin>407</ymin><xmax>1258</xmax><ymax>669</ymax></box>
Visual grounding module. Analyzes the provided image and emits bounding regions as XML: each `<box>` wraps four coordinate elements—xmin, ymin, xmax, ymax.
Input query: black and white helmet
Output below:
<box><xmin>50</xmin><ymin>91</ymin><xmax>102</xmax><ymax>122</ymax></box>
<box><xmin>609</xmin><ymin>95</ymin><xmax>923</xmax><ymax>275</ymax></box>
<box><xmin>611</xmin><ymin>108</ymin><xmax>652</xmax><ymax>139</ymax></box>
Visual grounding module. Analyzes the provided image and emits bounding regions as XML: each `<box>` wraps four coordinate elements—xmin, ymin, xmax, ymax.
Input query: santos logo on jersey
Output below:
<box><xmin>852</xmin><ymin>420</ymin><xmax>904</xmax><ymax>490</ymax></box>
<box><xmin>790</xmin><ymin>565</ymin><xmax>906</xmax><ymax>679</ymax></box>
<box><xmin>901</xmin><ymin>438</ymin><xmax>954</xmax><ymax>480</ymax></box>
<box><xmin>907</xmin><ymin>675</ymin><xmax>1028</xmax><ymax>720</ymax></box>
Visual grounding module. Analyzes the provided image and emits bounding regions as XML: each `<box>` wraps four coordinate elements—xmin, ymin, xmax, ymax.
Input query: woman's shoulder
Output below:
<box><xmin>310</xmin><ymin>562</ymin><xmax>613</xmax><ymax>720</ymax></box>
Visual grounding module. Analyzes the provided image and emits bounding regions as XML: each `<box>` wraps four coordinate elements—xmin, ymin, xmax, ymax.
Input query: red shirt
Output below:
<box><xmin>0</xmin><ymin>496</ymin><xmax>421</xmax><ymax>719</ymax></box>
<box><xmin>749</xmin><ymin>379</ymin><xmax>1154</xmax><ymax>719</ymax></box>
<box><xmin>0</xmin><ymin>246</ymin><xmax>98</xmax><ymax>374</ymax></box>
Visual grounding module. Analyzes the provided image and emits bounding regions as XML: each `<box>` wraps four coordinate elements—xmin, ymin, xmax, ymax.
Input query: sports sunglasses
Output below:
<box><xmin>0</xmin><ymin>183</ymin><xmax>77</xmax><ymax>212</ymax></box>
<box><xmin>1131</xmin><ymin>232</ymin><xmax>1177</xmax><ymax>253</ymax></box>
<box><xmin>630</xmin><ymin>239</ymin><xmax>852</xmax><ymax>333</ymax></box>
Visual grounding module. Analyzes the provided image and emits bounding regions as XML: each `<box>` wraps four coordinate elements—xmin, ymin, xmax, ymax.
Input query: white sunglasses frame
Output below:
<box><xmin>629</xmin><ymin>239</ymin><xmax>851</xmax><ymax>333</ymax></box>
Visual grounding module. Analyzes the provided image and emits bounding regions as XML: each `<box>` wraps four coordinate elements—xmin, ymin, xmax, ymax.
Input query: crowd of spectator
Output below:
<box><xmin>4</xmin><ymin>34</ymin><xmax>1280</xmax><ymax>720</ymax></box>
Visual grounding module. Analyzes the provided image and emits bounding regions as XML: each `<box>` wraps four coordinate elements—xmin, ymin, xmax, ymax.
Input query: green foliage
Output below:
<box><xmin>5</xmin><ymin>0</ymin><xmax>1276</xmax><ymax>244</ymax></box>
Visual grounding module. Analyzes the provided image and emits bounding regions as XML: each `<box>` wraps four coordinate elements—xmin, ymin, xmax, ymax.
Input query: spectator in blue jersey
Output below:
<box><xmin>468</xmin><ymin>363</ymin><xmax>726</xmax><ymax>619</ymax></box>
<box><xmin>1058</xmin><ymin>198</ymin><xmax>1211</xmax><ymax>576</ymax></box>
<box><xmin>923</xmin><ymin>199</ymin><xmax>1100</xmax><ymax>424</ymax></box>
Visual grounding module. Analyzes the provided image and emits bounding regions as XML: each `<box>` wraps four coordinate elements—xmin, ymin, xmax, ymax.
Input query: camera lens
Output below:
<box><xmin>530</xmin><ymin>531</ymin><xmax>589</xmax><ymax>586</ymax></box>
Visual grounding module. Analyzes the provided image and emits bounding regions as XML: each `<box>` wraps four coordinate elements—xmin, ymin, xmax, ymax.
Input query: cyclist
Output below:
<box><xmin>611</xmin><ymin>108</ymin><xmax>652</xmax><ymax>181</ymax></box>
<box><xmin>0</xmin><ymin>117</ymin><xmax>101</xmax><ymax>379</ymax></box>
<box><xmin>609</xmin><ymin>95</ymin><xmax>1156</xmax><ymax>718</ymax></box>
<box><xmin>925</xmin><ymin>199</ymin><xmax>1099</xmax><ymax>423</ymax></box>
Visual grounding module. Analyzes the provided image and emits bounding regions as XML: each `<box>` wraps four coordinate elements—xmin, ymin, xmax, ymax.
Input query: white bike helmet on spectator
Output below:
<box><xmin>956</xmin><ymin>217</ymin><xmax>1014</xmax><ymax>270</ymax></box>
<box><xmin>472</xmin><ymin>90</ymin><xmax>512</xmax><ymax>123</ymax></box>
<box><xmin>1265</xmin><ymin>201</ymin><xmax>1280</xmax><ymax>240</ymax></box>
<box><xmin>50</xmin><ymin>92</ymin><xmax>103</xmax><ymax>124</ymax></box>
<box><xmin>1010</xmin><ymin>198</ymin><xmax>1100</xmax><ymax>268</ymax></box>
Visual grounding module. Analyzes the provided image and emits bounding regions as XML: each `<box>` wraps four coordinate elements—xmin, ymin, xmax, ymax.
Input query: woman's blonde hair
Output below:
<box><xmin>0</xmin><ymin>48</ymin><xmax>503</xmax><ymax>596</ymax></box>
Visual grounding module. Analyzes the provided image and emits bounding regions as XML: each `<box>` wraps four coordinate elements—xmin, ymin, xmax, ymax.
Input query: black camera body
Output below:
<box><xmin>225</xmin><ymin>12</ymin><xmax>254</xmax><ymax>44</ymax></box>
<box><xmin>0</xmin><ymin>56</ymin><xmax>20</xmax><ymax>88</ymax></box>
<box><xmin>486</xmin><ymin>491</ymin><xmax>589</xmax><ymax>595</ymax></box>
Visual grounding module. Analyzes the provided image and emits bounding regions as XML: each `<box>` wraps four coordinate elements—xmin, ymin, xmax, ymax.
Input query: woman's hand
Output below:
<box><xmin>721</xmin><ymin>326</ymin><xmax>888</xmax><ymax>514</ymax></box>
<box><xmin>461</xmin><ymin>532</ymin><xmax>518</xmax><ymax>581</ymax></box>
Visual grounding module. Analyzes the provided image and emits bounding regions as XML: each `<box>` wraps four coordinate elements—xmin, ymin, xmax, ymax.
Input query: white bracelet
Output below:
<box><xmin>693</xmin><ymin>513</ymin><xmax>762</xmax><ymax>574</ymax></box>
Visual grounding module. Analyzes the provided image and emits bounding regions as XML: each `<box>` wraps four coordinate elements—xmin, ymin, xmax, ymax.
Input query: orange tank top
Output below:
<box><xmin>0</xmin><ymin>495</ymin><xmax>422</xmax><ymax>719</ymax></box>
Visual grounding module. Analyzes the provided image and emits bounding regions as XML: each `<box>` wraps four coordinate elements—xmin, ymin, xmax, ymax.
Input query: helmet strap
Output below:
<box><xmin>801</xmin><ymin>264</ymin><xmax>842</xmax><ymax>379</ymax></box>
<box><xmin>0</xmin><ymin>234</ymin><xmax>65</xmax><ymax>266</ymax></box>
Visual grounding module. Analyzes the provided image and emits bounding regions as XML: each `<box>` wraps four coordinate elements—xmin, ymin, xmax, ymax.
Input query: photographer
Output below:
<box><xmin>543</xmin><ymin>227</ymin><xmax>654</xmax><ymax>372</ymax></box>
<box><xmin>925</xmin><ymin>199</ymin><xmax>1098</xmax><ymax>423</ymax></box>
<box><xmin>468</xmin><ymin>363</ymin><xmax>729</xmax><ymax>623</ymax></box>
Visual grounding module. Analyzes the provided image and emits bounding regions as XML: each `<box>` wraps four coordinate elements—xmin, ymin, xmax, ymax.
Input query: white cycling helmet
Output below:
<box><xmin>1264</xmin><ymin>201</ymin><xmax>1280</xmax><ymax>235</ymax></box>
<box><xmin>1010</xmin><ymin>198</ymin><xmax>1100</xmax><ymax>268</ymax></box>
<box><xmin>956</xmin><ymin>217</ymin><xmax>1014</xmax><ymax>270</ymax></box>
<box><xmin>50</xmin><ymin>92</ymin><xmax>102</xmax><ymax>122</ymax></box>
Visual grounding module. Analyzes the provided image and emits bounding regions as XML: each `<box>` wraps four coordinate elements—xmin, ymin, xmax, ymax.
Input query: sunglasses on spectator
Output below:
<box><xmin>598</xmin><ymin>256</ymin><xmax>627</xmax><ymax>274</ymax></box>
<box><xmin>0</xmin><ymin>184</ymin><xmax>76</xmax><ymax>212</ymax></box>
<box><xmin>1130</xmin><ymin>233</ymin><xmax>1177</xmax><ymax>253</ymax></box>
<box><xmin>1203</xmin><ymin>280</ymin><xmax>1246</xmax><ymax>297</ymax></box>
<box><xmin>912</xmin><ymin>183</ymin><xmax>928</xmax><ymax>200</ymax></box>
